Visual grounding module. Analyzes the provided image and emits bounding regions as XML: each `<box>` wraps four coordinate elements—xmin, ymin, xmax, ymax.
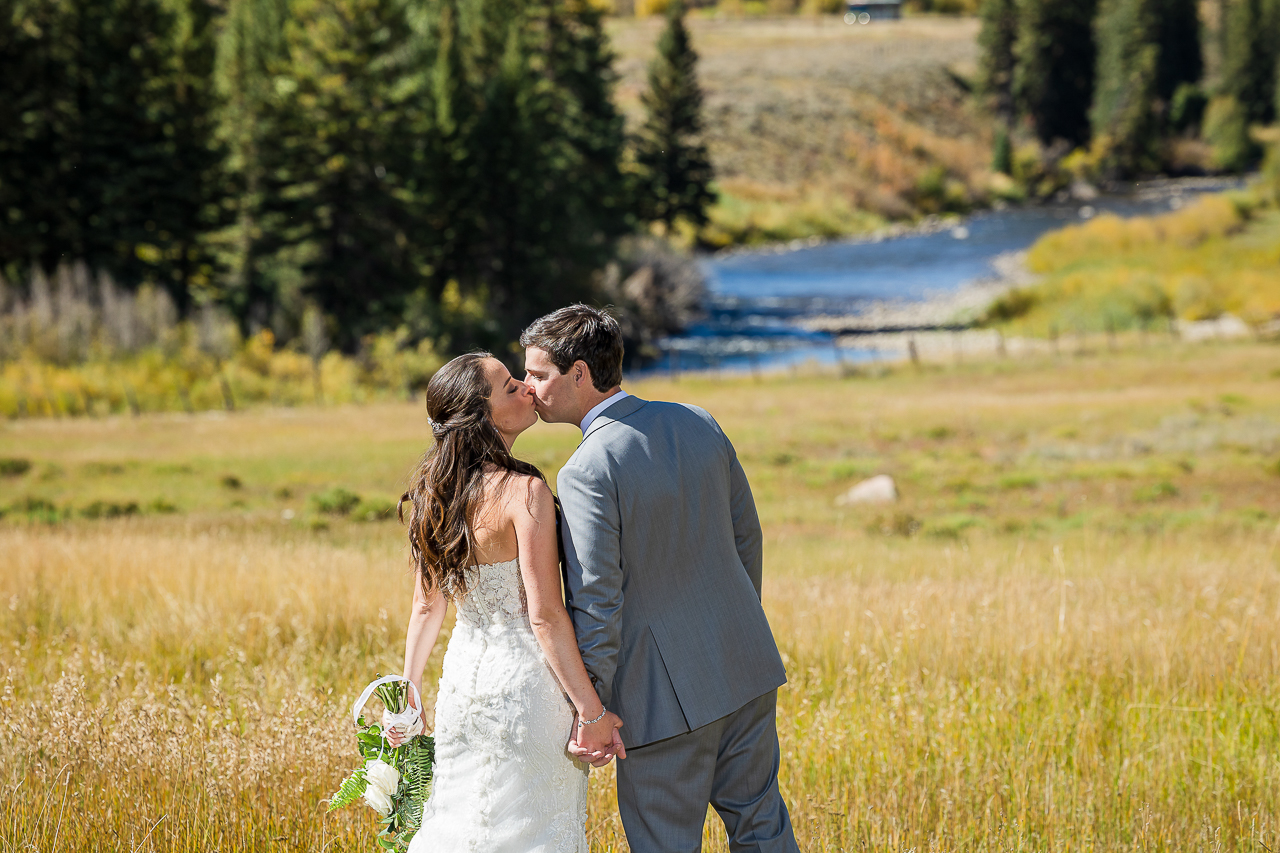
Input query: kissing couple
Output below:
<box><xmin>387</xmin><ymin>304</ymin><xmax>799</xmax><ymax>853</ymax></box>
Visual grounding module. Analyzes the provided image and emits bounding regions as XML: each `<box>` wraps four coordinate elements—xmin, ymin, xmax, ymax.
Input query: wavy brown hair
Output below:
<box><xmin>399</xmin><ymin>352</ymin><xmax>546</xmax><ymax>599</ymax></box>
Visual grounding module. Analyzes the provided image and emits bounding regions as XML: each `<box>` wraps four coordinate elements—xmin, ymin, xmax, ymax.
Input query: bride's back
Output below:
<box><xmin>464</xmin><ymin>468</ymin><xmax>535</xmax><ymax>567</ymax></box>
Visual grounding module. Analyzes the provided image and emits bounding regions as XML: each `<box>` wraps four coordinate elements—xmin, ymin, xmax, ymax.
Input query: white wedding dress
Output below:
<box><xmin>408</xmin><ymin>557</ymin><xmax>589</xmax><ymax>853</ymax></box>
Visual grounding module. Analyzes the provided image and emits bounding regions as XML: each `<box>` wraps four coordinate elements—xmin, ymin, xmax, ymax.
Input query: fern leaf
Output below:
<box><xmin>399</xmin><ymin>735</ymin><xmax>435</xmax><ymax>832</ymax></box>
<box><xmin>326</xmin><ymin>766</ymin><xmax>368</xmax><ymax>812</ymax></box>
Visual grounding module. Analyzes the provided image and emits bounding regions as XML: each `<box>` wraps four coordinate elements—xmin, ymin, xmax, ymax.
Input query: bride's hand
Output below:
<box><xmin>569</xmin><ymin>711</ymin><xmax>625</xmax><ymax>766</ymax></box>
<box><xmin>383</xmin><ymin>694</ymin><xmax>424</xmax><ymax>747</ymax></box>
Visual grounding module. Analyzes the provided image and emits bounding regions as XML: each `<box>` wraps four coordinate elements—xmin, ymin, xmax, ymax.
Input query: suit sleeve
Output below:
<box><xmin>557</xmin><ymin>461</ymin><xmax>623</xmax><ymax>708</ymax></box>
<box><xmin>727</xmin><ymin>438</ymin><xmax>764</xmax><ymax>598</ymax></box>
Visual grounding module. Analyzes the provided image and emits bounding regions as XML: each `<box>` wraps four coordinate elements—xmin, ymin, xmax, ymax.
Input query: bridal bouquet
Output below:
<box><xmin>328</xmin><ymin>675</ymin><xmax>435</xmax><ymax>851</ymax></box>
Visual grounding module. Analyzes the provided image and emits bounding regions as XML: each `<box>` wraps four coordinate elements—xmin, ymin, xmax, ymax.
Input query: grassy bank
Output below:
<box><xmin>985</xmin><ymin>160</ymin><xmax>1280</xmax><ymax>337</ymax></box>
<box><xmin>3</xmin><ymin>341</ymin><xmax>1279</xmax><ymax>850</ymax></box>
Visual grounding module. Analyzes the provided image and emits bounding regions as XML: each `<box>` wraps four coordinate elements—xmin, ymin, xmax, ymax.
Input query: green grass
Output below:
<box><xmin>2</xmin><ymin>340</ymin><xmax>1280</xmax><ymax>850</ymax></box>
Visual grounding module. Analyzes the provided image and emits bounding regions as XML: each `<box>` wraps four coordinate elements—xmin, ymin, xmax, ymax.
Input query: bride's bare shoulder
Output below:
<box><xmin>496</xmin><ymin>473</ymin><xmax>554</xmax><ymax>520</ymax></box>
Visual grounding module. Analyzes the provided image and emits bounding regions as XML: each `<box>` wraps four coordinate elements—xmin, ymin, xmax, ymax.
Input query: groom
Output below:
<box><xmin>521</xmin><ymin>305</ymin><xmax>799</xmax><ymax>853</ymax></box>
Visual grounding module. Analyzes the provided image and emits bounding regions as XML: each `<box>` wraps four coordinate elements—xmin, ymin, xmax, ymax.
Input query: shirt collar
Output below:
<box><xmin>579</xmin><ymin>389</ymin><xmax>629</xmax><ymax>435</ymax></box>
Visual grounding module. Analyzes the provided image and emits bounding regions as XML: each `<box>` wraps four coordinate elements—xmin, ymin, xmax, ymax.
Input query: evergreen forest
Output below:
<box><xmin>0</xmin><ymin>0</ymin><xmax>713</xmax><ymax>362</ymax></box>
<box><xmin>980</xmin><ymin>0</ymin><xmax>1280</xmax><ymax>178</ymax></box>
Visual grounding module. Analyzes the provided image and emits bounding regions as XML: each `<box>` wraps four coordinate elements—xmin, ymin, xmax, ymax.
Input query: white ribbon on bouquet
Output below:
<box><xmin>352</xmin><ymin>675</ymin><xmax>425</xmax><ymax>741</ymax></box>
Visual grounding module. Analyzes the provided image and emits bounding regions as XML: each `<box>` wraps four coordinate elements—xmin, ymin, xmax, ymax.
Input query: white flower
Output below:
<box><xmin>362</xmin><ymin>783</ymin><xmax>393</xmax><ymax>816</ymax></box>
<box><xmin>365</xmin><ymin>758</ymin><xmax>400</xmax><ymax>800</ymax></box>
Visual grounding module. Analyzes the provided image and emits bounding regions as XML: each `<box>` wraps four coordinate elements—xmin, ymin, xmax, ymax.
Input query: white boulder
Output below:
<box><xmin>836</xmin><ymin>475</ymin><xmax>898</xmax><ymax>506</ymax></box>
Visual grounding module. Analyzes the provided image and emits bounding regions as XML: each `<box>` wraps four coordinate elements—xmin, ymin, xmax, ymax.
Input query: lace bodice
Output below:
<box><xmin>452</xmin><ymin>557</ymin><xmax>528</xmax><ymax>629</ymax></box>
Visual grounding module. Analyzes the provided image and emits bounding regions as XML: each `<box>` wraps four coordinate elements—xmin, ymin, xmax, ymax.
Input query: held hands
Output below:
<box><xmin>567</xmin><ymin>710</ymin><xmax>625</xmax><ymax>768</ymax></box>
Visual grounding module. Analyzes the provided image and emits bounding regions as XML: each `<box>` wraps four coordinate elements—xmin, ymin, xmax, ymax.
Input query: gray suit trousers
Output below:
<box><xmin>615</xmin><ymin>690</ymin><xmax>799</xmax><ymax>853</ymax></box>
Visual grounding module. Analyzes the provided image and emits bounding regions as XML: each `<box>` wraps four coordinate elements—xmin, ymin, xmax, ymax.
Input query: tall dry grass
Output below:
<box><xmin>4</xmin><ymin>343</ymin><xmax>1280</xmax><ymax>851</ymax></box>
<box><xmin>3</xmin><ymin>524</ymin><xmax>1277</xmax><ymax>851</ymax></box>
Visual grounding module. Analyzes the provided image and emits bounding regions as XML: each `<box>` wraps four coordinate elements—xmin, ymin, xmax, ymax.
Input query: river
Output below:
<box><xmin>645</xmin><ymin>177</ymin><xmax>1242</xmax><ymax>375</ymax></box>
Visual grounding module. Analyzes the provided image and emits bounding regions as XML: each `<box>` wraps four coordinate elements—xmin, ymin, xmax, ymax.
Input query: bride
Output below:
<box><xmin>387</xmin><ymin>352</ymin><xmax>624</xmax><ymax>853</ymax></box>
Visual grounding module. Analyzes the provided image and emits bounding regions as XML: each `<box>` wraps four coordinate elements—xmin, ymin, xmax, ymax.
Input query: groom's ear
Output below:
<box><xmin>571</xmin><ymin>360</ymin><xmax>592</xmax><ymax>388</ymax></box>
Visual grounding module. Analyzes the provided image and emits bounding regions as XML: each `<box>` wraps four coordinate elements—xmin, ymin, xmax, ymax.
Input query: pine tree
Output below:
<box><xmin>0</xmin><ymin>0</ymin><xmax>71</xmax><ymax>279</ymax></box>
<box><xmin>213</xmin><ymin>0</ymin><xmax>290</xmax><ymax>328</ymax></box>
<box><xmin>415</xmin><ymin>0</ymin><xmax>476</xmax><ymax>307</ymax></box>
<box><xmin>1091</xmin><ymin>0</ymin><xmax>1161</xmax><ymax>176</ymax></box>
<box><xmin>155</xmin><ymin>0</ymin><xmax>225</xmax><ymax>310</ymax></box>
<box><xmin>262</xmin><ymin>0</ymin><xmax>422</xmax><ymax>347</ymax></box>
<box><xmin>1153</xmin><ymin>0</ymin><xmax>1201</xmax><ymax>103</ymax></box>
<box><xmin>1014</xmin><ymin>0</ymin><xmax>1099</xmax><ymax>147</ymax></box>
<box><xmin>0</xmin><ymin>0</ymin><xmax>221</xmax><ymax>301</ymax></box>
<box><xmin>410</xmin><ymin>0</ymin><xmax>630</xmax><ymax>353</ymax></box>
<box><xmin>633</xmin><ymin>0</ymin><xmax>716</xmax><ymax>234</ymax></box>
<box><xmin>1221</xmin><ymin>0</ymin><xmax>1278</xmax><ymax>126</ymax></box>
<box><xmin>978</xmin><ymin>0</ymin><xmax>1019</xmax><ymax>126</ymax></box>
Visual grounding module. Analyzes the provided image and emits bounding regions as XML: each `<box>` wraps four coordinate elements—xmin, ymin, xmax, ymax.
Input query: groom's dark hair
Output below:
<box><xmin>520</xmin><ymin>304</ymin><xmax>623</xmax><ymax>391</ymax></box>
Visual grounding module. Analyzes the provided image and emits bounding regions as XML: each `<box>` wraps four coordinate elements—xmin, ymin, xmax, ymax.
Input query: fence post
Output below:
<box><xmin>125</xmin><ymin>384</ymin><xmax>141</xmax><ymax>417</ymax></box>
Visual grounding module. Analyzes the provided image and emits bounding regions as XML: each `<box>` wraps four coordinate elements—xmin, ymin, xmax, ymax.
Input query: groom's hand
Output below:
<box><xmin>569</xmin><ymin>711</ymin><xmax>625</xmax><ymax>767</ymax></box>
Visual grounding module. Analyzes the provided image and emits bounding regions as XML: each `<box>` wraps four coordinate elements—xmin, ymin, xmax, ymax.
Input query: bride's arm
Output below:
<box><xmin>401</xmin><ymin>577</ymin><xmax>448</xmax><ymax>716</ymax></box>
<box><xmin>514</xmin><ymin>476</ymin><xmax>624</xmax><ymax>760</ymax></box>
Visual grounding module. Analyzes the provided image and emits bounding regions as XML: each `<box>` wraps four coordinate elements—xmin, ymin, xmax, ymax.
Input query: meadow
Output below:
<box><xmin>3</xmin><ymin>339</ymin><xmax>1280</xmax><ymax>851</ymax></box>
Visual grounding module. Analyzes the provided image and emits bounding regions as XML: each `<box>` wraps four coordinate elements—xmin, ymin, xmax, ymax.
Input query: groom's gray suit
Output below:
<box><xmin>558</xmin><ymin>395</ymin><xmax>798</xmax><ymax>853</ymax></box>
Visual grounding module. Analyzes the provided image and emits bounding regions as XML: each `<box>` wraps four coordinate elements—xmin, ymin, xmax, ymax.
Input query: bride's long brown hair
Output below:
<box><xmin>399</xmin><ymin>352</ymin><xmax>547</xmax><ymax>598</ymax></box>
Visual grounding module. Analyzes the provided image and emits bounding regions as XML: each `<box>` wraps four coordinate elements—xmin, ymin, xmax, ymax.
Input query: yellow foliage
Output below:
<box><xmin>0</xmin><ymin>324</ymin><xmax>447</xmax><ymax>419</ymax></box>
<box><xmin>634</xmin><ymin>0</ymin><xmax>669</xmax><ymax>15</ymax></box>
<box><xmin>1006</xmin><ymin>192</ymin><xmax>1280</xmax><ymax>335</ymax></box>
<box><xmin>702</xmin><ymin>182</ymin><xmax>884</xmax><ymax>247</ymax></box>
<box><xmin>1029</xmin><ymin>195</ymin><xmax>1245</xmax><ymax>274</ymax></box>
<box><xmin>240</xmin><ymin>329</ymin><xmax>277</xmax><ymax>375</ymax></box>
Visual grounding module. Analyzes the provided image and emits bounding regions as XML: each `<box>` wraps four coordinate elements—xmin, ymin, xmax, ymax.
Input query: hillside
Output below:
<box><xmin>608</xmin><ymin>16</ymin><xmax>1001</xmax><ymax>244</ymax></box>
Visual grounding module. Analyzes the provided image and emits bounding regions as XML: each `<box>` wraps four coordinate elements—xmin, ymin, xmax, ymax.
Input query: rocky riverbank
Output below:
<box><xmin>802</xmin><ymin>249</ymin><xmax>1036</xmax><ymax>335</ymax></box>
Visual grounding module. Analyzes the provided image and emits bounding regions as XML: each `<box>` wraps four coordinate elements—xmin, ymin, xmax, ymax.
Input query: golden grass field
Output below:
<box><xmin>3</xmin><ymin>339</ymin><xmax>1279</xmax><ymax>851</ymax></box>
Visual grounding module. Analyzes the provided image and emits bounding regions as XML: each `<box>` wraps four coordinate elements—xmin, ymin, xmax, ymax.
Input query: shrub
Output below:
<box><xmin>80</xmin><ymin>500</ymin><xmax>140</xmax><ymax>519</ymax></box>
<box><xmin>1134</xmin><ymin>481</ymin><xmax>1179</xmax><ymax>502</ymax></box>
<box><xmin>312</xmin><ymin>487</ymin><xmax>362</xmax><ymax>516</ymax></box>
<box><xmin>0</xmin><ymin>458</ymin><xmax>31</xmax><ymax>477</ymax></box>
<box><xmin>146</xmin><ymin>498</ymin><xmax>179</xmax><ymax>514</ymax></box>
<box><xmin>926</xmin><ymin>514</ymin><xmax>980</xmax><ymax>539</ymax></box>
<box><xmin>356</xmin><ymin>498</ymin><xmax>399</xmax><ymax>522</ymax></box>
<box><xmin>999</xmin><ymin>474</ymin><xmax>1039</xmax><ymax>490</ymax></box>
<box><xmin>1169</xmin><ymin>83</ymin><xmax>1207</xmax><ymax>133</ymax></box>
<box><xmin>866</xmin><ymin>512</ymin><xmax>922</xmax><ymax>537</ymax></box>
<box><xmin>981</xmin><ymin>288</ymin><xmax>1039</xmax><ymax>324</ymax></box>
<box><xmin>7</xmin><ymin>496</ymin><xmax>63</xmax><ymax>522</ymax></box>
<box><xmin>1204</xmin><ymin>96</ymin><xmax>1255</xmax><ymax>172</ymax></box>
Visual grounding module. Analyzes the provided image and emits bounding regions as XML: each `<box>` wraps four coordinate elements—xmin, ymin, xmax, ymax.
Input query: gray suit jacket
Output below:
<box><xmin>557</xmin><ymin>395</ymin><xmax>787</xmax><ymax>748</ymax></box>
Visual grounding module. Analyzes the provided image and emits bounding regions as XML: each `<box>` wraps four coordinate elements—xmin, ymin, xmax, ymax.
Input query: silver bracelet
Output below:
<box><xmin>578</xmin><ymin>707</ymin><xmax>607</xmax><ymax>727</ymax></box>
